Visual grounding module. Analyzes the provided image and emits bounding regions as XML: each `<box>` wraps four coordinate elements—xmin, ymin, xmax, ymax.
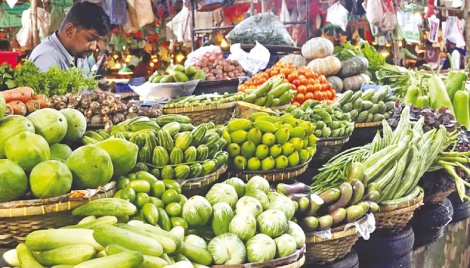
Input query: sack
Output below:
<box><xmin>326</xmin><ymin>2</ymin><xmax>349</xmax><ymax>31</ymax></box>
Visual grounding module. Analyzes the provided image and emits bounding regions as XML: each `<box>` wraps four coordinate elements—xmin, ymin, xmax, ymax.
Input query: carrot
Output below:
<box><xmin>25</xmin><ymin>100</ymin><xmax>41</xmax><ymax>114</ymax></box>
<box><xmin>4</xmin><ymin>104</ymin><xmax>13</xmax><ymax>115</ymax></box>
<box><xmin>0</xmin><ymin>87</ymin><xmax>34</xmax><ymax>103</ymax></box>
<box><xmin>7</xmin><ymin>101</ymin><xmax>27</xmax><ymax>115</ymax></box>
<box><xmin>33</xmin><ymin>94</ymin><xmax>51</xmax><ymax>108</ymax></box>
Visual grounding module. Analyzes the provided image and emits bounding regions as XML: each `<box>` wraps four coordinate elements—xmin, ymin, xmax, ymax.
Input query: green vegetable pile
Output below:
<box><xmin>283</xmin><ymin>100</ymin><xmax>354</xmax><ymax>138</ymax></box>
<box><xmin>0</xmin><ymin>62</ymin><xmax>17</xmax><ymax>90</ymax></box>
<box><xmin>14</xmin><ymin>60</ymin><xmax>97</xmax><ymax>96</ymax></box>
<box><xmin>163</xmin><ymin>93</ymin><xmax>245</xmax><ymax>109</ymax></box>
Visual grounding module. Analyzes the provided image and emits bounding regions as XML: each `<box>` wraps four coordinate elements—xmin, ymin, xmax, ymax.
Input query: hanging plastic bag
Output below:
<box><xmin>279</xmin><ymin>0</ymin><xmax>291</xmax><ymax>23</ymax></box>
<box><xmin>363</xmin><ymin>0</ymin><xmax>383</xmax><ymax>25</ymax></box>
<box><xmin>444</xmin><ymin>16</ymin><xmax>466</xmax><ymax>47</ymax></box>
<box><xmin>227</xmin><ymin>42</ymin><xmax>270</xmax><ymax>76</ymax></box>
<box><xmin>16</xmin><ymin>8</ymin><xmax>51</xmax><ymax>50</ymax></box>
<box><xmin>396</xmin><ymin>7</ymin><xmax>420</xmax><ymax>44</ymax></box>
<box><xmin>428</xmin><ymin>15</ymin><xmax>440</xmax><ymax>43</ymax></box>
<box><xmin>326</xmin><ymin>2</ymin><xmax>349</xmax><ymax>31</ymax></box>
<box><xmin>380</xmin><ymin>0</ymin><xmax>397</xmax><ymax>31</ymax></box>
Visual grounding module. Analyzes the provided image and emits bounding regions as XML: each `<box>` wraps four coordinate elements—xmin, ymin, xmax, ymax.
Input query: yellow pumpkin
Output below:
<box><xmin>307</xmin><ymin>56</ymin><xmax>341</xmax><ymax>76</ymax></box>
<box><xmin>278</xmin><ymin>54</ymin><xmax>307</xmax><ymax>67</ymax></box>
<box><xmin>301</xmin><ymin>37</ymin><xmax>334</xmax><ymax>60</ymax></box>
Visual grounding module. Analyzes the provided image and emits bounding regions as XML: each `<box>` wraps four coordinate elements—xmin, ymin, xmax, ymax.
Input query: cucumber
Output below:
<box><xmin>77</xmin><ymin>216</ymin><xmax>97</xmax><ymax>225</ymax></box>
<box><xmin>16</xmin><ymin>243</ymin><xmax>44</xmax><ymax>268</ymax></box>
<box><xmin>141</xmin><ymin>255</ymin><xmax>169</xmax><ymax>268</ymax></box>
<box><xmin>329</xmin><ymin>207</ymin><xmax>347</xmax><ymax>226</ymax></box>
<box><xmin>26</xmin><ymin>229</ymin><xmax>103</xmax><ymax>251</ymax></box>
<box><xmin>362</xmin><ymin>190</ymin><xmax>380</xmax><ymax>202</ymax></box>
<box><xmin>169</xmin><ymin>226</ymin><xmax>185</xmax><ymax>242</ymax></box>
<box><xmin>74</xmin><ymin>252</ymin><xmax>144</xmax><ymax>268</ymax></box>
<box><xmin>176</xmin><ymin>242</ymin><xmax>213</xmax><ymax>266</ymax></box>
<box><xmin>116</xmin><ymin>223</ymin><xmax>178</xmax><ymax>254</ymax></box>
<box><xmin>346</xmin><ymin>205</ymin><xmax>365</xmax><ymax>223</ymax></box>
<box><xmin>93</xmin><ymin>225</ymin><xmax>163</xmax><ymax>257</ymax></box>
<box><xmin>105</xmin><ymin>244</ymin><xmax>130</xmax><ymax>255</ymax></box>
<box><xmin>317</xmin><ymin>215</ymin><xmax>334</xmax><ymax>230</ymax></box>
<box><xmin>158</xmin><ymin>207</ymin><xmax>172</xmax><ymax>231</ymax></box>
<box><xmin>318</xmin><ymin>188</ymin><xmax>341</xmax><ymax>205</ymax></box>
<box><xmin>63</xmin><ymin>216</ymin><xmax>118</xmax><ymax>229</ymax></box>
<box><xmin>127</xmin><ymin>220</ymin><xmax>182</xmax><ymax>251</ymax></box>
<box><xmin>2</xmin><ymin>248</ymin><xmax>19</xmax><ymax>267</ymax></box>
<box><xmin>328</xmin><ymin>182</ymin><xmax>353</xmax><ymax>212</ymax></box>
<box><xmin>366</xmin><ymin>201</ymin><xmax>380</xmax><ymax>212</ymax></box>
<box><xmin>33</xmin><ymin>244</ymin><xmax>96</xmax><ymax>266</ymax></box>
<box><xmin>348</xmin><ymin>179</ymin><xmax>365</xmax><ymax>206</ymax></box>
<box><xmin>96</xmin><ymin>250</ymin><xmax>107</xmax><ymax>258</ymax></box>
<box><xmin>51</xmin><ymin>265</ymin><xmax>75</xmax><ymax>268</ymax></box>
<box><xmin>166</xmin><ymin>261</ymin><xmax>195</xmax><ymax>268</ymax></box>
<box><xmin>72</xmin><ymin>198</ymin><xmax>137</xmax><ymax>217</ymax></box>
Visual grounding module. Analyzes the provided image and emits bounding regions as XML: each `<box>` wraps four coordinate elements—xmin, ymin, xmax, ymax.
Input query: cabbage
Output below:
<box><xmin>224</xmin><ymin>177</ymin><xmax>246</xmax><ymax>197</ymax></box>
<box><xmin>229</xmin><ymin>213</ymin><xmax>257</xmax><ymax>241</ymax></box>
<box><xmin>287</xmin><ymin>221</ymin><xmax>306</xmax><ymax>249</ymax></box>
<box><xmin>257</xmin><ymin>209</ymin><xmax>288</xmax><ymax>238</ymax></box>
<box><xmin>205</xmin><ymin>183</ymin><xmax>239</xmax><ymax>208</ymax></box>
<box><xmin>236</xmin><ymin>196</ymin><xmax>263</xmax><ymax>218</ymax></box>
<box><xmin>208</xmin><ymin>233</ymin><xmax>246</xmax><ymax>264</ymax></box>
<box><xmin>184</xmin><ymin>234</ymin><xmax>207</xmax><ymax>249</ymax></box>
<box><xmin>274</xmin><ymin>234</ymin><xmax>297</xmax><ymax>258</ymax></box>
<box><xmin>182</xmin><ymin>195</ymin><xmax>213</xmax><ymax>227</ymax></box>
<box><xmin>267</xmin><ymin>192</ymin><xmax>296</xmax><ymax>220</ymax></box>
<box><xmin>244</xmin><ymin>189</ymin><xmax>269</xmax><ymax>210</ymax></box>
<box><xmin>246</xmin><ymin>176</ymin><xmax>270</xmax><ymax>194</ymax></box>
<box><xmin>212</xmin><ymin>202</ymin><xmax>235</xmax><ymax>236</ymax></box>
<box><xmin>246</xmin><ymin>234</ymin><xmax>276</xmax><ymax>263</ymax></box>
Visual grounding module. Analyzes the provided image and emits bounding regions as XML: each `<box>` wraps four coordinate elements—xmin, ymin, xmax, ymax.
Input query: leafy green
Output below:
<box><xmin>14</xmin><ymin>60</ymin><xmax>97</xmax><ymax>96</ymax></box>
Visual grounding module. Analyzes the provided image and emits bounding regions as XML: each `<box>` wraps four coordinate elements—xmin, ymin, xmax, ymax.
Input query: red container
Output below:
<box><xmin>0</xmin><ymin>51</ymin><xmax>21</xmax><ymax>68</ymax></box>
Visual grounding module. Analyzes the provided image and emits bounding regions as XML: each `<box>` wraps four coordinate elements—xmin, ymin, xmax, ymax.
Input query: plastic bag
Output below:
<box><xmin>428</xmin><ymin>15</ymin><xmax>440</xmax><ymax>43</ymax></box>
<box><xmin>16</xmin><ymin>8</ymin><xmax>51</xmax><ymax>50</ymax></box>
<box><xmin>444</xmin><ymin>16</ymin><xmax>466</xmax><ymax>47</ymax></box>
<box><xmin>380</xmin><ymin>0</ymin><xmax>397</xmax><ymax>31</ymax></box>
<box><xmin>279</xmin><ymin>0</ymin><xmax>291</xmax><ymax>23</ymax></box>
<box><xmin>364</xmin><ymin>0</ymin><xmax>383</xmax><ymax>25</ymax></box>
<box><xmin>226</xmin><ymin>13</ymin><xmax>295</xmax><ymax>47</ymax></box>
<box><xmin>326</xmin><ymin>2</ymin><xmax>349</xmax><ymax>31</ymax></box>
<box><xmin>227</xmin><ymin>42</ymin><xmax>270</xmax><ymax>76</ymax></box>
<box><xmin>397</xmin><ymin>7</ymin><xmax>421</xmax><ymax>44</ymax></box>
<box><xmin>184</xmin><ymin>45</ymin><xmax>224</xmax><ymax>67</ymax></box>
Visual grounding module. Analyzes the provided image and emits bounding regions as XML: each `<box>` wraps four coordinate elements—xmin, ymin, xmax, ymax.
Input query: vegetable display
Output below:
<box><xmin>194</xmin><ymin>58</ymin><xmax>246</xmax><ymax>81</ymax></box>
<box><xmin>332</xmin><ymin>87</ymin><xmax>396</xmax><ymax>123</ymax></box>
<box><xmin>0</xmin><ymin>87</ymin><xmax>50</xmax><ymax>115</ymax></box>
<box><xmin>283</xmin><ymin>100</ymin><xmax>354</xmax><ymax>138</ymax></box>
<box><xmin>0</xmin><ymin>62</ymin><xmax>17</xmax><ymax>90</ymax></box>
<box><xmin>222</xmin><ymin>114</ymin><xmax>317</xmax><ymax>171</ymax></box>
<box><xmin>241</xmin><ymin>75</ymin><xmax>294</xmax><ymax>107</ymax></box>
<box><xmin>163</xmin><ymin>92</ymin><xmax>245</xmax><ymax>109</ymax></box>
<box><xmin>148</xmin><ymin>64</ymin><xmax>205</xmax><ymax>83</ymax></box>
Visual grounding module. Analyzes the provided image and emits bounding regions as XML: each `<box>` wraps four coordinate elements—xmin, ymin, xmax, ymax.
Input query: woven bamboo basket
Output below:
<box><xmin>0</xmin><ymin>181</ymin><xmax>116</xmax><ymax>247</ymax></box>
<box><xmin>354</xmin><ymin>121</ymin><xmax>382</xmax><ymax>128</ymax></box>
<box><xmin>304</xmin><ymin>216</ymin><xmax>367</xmax><ymax>264</ymax></box>
<box><xmin>374</xmin><ymin>188</ymin><xmax>424</xmax><ymax>234</ymax></box>
<box><xmin>212</xmin><ymin>246</ymin><xmax>305</xmax><ymax>268</ymax></box>
<box><xmin>163</xmin><ymin>102</ymin><xmax>237</xmax><ymax>125</ymax></box>
<box><xmin>313</xmin><ymin>136</ymin><xmax>350</xmax><ymax>162</ymax></box>
<box><xmin>227</xmin><ymin>161</ymin><xmax>310</xmax><ymax>182</ymax></box>
<box><xmin>181</xmin><ymin>164</ymin><xmax>227</xmax><ymax>197</ymax></box>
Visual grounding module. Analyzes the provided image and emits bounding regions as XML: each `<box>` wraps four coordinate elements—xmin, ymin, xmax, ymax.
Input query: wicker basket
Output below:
<box><xmin>212</xmin><ymin>246</ymin><xmax>305</xmax><ymax>268</ymax></box>
<box><xmin>354</xmin><ymin>121</ymin><xmax>382</xmax><ymax>128</ymax></box>
<box><xmin>313</xmin><ymin>136</ymin><xmax>350</xmax><ymax>163</ymax></box>
<box><xmin>374</xmin><ymin>188</ymin><xmax>424</xmax><ymax>234</ymax></box>
<box><xmin>226</xmin><ymin>161</ymin><xmax>309</xmax><ymax>182</ymax></box>
<box><xmin>181</xmin><ymin>164</ymin><xmax>227</xmax><ymax>197</ymax></box>
<box><xmin>163</xmin><ymin>102</ymin><xmax>237</xmax><ymax>125</ymax></box>
<box><xmin>304</xmin><ymin>217</ymin><xmax>366</xmax><ymax>264</ymax></box>
<box><xmin>0</xmin><ymin>181</ymin><xmax>117</xmax><ymax>247</ymax></box>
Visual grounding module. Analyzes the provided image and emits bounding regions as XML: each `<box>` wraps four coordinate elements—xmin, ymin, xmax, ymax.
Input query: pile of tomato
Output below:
<box><xmin>238</xmin><ymin>62</ymin><xmax>336</xmax><ymax>106</ymax></box>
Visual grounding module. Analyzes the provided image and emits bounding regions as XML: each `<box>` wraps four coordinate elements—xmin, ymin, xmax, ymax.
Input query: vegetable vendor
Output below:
<box><xmin>28</xmin><ymin>2</ymin><xmax>110</xmax><ymax>78</ymax></box>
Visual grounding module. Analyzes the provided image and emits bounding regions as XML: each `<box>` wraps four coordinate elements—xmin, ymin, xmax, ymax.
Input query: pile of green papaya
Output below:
<box><xmin>283</xmin><ymin>100</ymin><xmax>354</xmax><ymax>138</ymax></box>
<box><xmin>83</xmin><ymin>115</ymin><xmax>229</xmax><ymax>181</ymax></box>
<box><xmin>149</xmin><ymin>64</ymin><xmax>206</xmax><ymax>84</ymax></box>
<box><xmin>332</xmin><ymin>87</ymin><xmax>397</xmax><ymax>123</ymax></box>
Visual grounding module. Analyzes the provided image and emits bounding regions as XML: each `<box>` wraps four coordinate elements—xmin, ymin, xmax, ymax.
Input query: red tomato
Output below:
<box><xmin>318</xmin><ymin>75</ymin><xmax>327</xmax><ymax>83</ymax></box>
<box><xmin>281</xmin><ymin>68</ymin><xmax>291</xmax><ymax>76</ymax></box>
<box><xmin>313</xmin><ymin>91</ymin><xmax>322</xmax><ymax>100</ymax></box>
<box><xmin>291</xmin><ymin>84</ymin><xmax>297</xmax><ymax>91</ymax></box>
<box><xmin>287</xmin><ymin>73</ymin><xmax>298</xmax><ymax>83</ymax></box>
<box><xmin>271</xmin><ymin>70</ymin><xmax>279</xmax><ymax>76</ymax></box>
<box><xmin>292</xmin><ymin>79</ymin><xmax>301</xmax><ymax>87</ymax></box>
<box><xmin>329</xmin><ymin>89</ymin><xmax>337</xmax><ymax>99</ymax></box>
<box><xmin>292</xmin><ymin>101</ymin><xmax>301</xmax><ymax>107</ymax></box>
<box><xmin>260</xmin><ymin>72</ymin><xmax>269</xmax><ymax>80</ymax></box>
<box><xmin>299</xmin><ymin>77</ymin><xmax>308</xmax><ymax>86</ymax></box>
<box><xmin>313</xmin><ymin>83</ymin><xmax>322</xmax><ymax>92</ymax></box>
<box><xmin>305</xmin><ymin>71</ymin><xmax>314</xmax><ymax>79</ymax></box>
<box><xmin>297</xmin><ymin>85</ymin><xmax>307</xmax><ymax>95</ymax></box>
<box><xmin>306</xmin><ymin>84</ymin><xmax>315</xmax><ymax>93</ymax></box>
<box><xmin>321</xmin><ymin>83</ymin><xmax>329</xmax><ymax>91</ymax></box>
<box><xmin>305</xmin><ymin>92</ymin><xmax>314</xmax><ymax>100</ymax></box>
<box><xmin>307</xmin><ymin>78</ymin><xmax>316</xmax><ymax>85</ymax></box>
<box><xmin>296</xmin><ymin>93</ymin><xmax>305</xmax><ymax>103</ymax></box>
<box><xmin>324</xmin><ymin>90</ymin><xmax>332</xmax><ymax>100</ymax></box>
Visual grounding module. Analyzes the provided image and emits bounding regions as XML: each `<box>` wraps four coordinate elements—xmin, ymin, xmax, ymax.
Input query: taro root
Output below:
<box><xmin>58</xmin><ymin>102</ymin><xmax>67</xmax><ymax>109</ymax></box>
<box><xmin>113</xmin><ymin>113</ymin><xmax>125</xmax><ymax>124</ymax></box>
<box><xmin>90</xmin><ymin>101</ymin><xmax>101</xmax><ymax>114</ymax></box>
<box><xmin>101</xmin><ymin>105</ymin><xmax>111</xmax><ymax>115</ymax></box>
<box><xmin>104</xmin><ymin>120</ymin><xmax>113</xmax><ymax>132</ymax></box>
<box><xmin>137</xmin><ymin>107</ymin><xmax>150</xmax><ymax>116</ymax></box>
<box><xmin>80</xmin><ymin>97</ymin><xmax>91</xmax><ymax>109</ymax></box>
<box><xmin>84</xmin><ymin>109</ymin><xmax>93</xmax><ymax>118</ymax></box>
<box><xmin>91</xmin><ymin>114</ymin><xmax>103</xmax><ymax>125</ymax></box>
<box><xmin>126</xmin><ymin>112</ymin><xmax>138</xmax><ymax>120</ymax></box>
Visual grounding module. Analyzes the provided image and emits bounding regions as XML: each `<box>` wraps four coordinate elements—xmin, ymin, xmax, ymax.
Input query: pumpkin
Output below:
<box><xmin>301</xmin><ymin>37</ymin><xmax>334</xmax><ymax>60</ymax></box>
<box><xmin>278</xmin><ymin>54</ymin><xmax>307</xmax><ymax>67</ymax></box>
<box><xmin>338</xmin><ymin>56</ymin><xmax>369</xmax><ymax>78</ymax></box>
<box><xmin>343</xmin><ymin>73</ymin><xmax>371</xmax><ymax>91</ymax></box>
<box><xmin>307</xmin><ymin>56</ymin><xmax>341</xmax><ymax>76</ymax></box>
<box><xmin>327</xmin><ymin>76</ymin><xmax>344</xmax><ymax>93</ymax></box>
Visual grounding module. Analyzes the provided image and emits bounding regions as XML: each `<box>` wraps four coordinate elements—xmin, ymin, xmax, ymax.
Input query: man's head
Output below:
<box><xmin>425</xmin><ymin>40</ymin><xmax>433</xmax><ymax>48</ymax></box>
<box><xmin>59</xmin><ymin>2</ymin><xmax>110</xmax><ymax>58</ymax></box>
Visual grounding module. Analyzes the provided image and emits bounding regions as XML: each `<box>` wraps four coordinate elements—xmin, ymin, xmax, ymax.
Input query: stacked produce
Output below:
<box><xmin>195</xmin><ymin>58</ymin><xmax>246</xmax><ymax>81</ymax></box>
<box><xmin>0</xmin><ymin>108</ymin><xmax>138</xmax><ymax>202</ymax></box>
<box><xmin>50</xmin><ymin>92</ymin><xmax>162</xmax><ymax>126</ymax></box>
<box><xmin>0</xmin><ymin>87</ymin><xmax>50</xmax><ymax>115</ymax></box>
<box><xmin>222</xmin><ymin>113</ymin><xmax>317</xmax><ymax>171</ymax></box>
<box><xmin>84</xmin><ymin>115</ymin><xmax>228</xmax><ymax>181</ymax></box>
<box><xmin>332</xmin><ymin>87</ymin><xmax>396</xmax><ymax>123</ymax></box>
<box><xmin>241</xmin><ymin>75</ymin><xmax>294</xmax><ymax>107</ymax></box>
<box><xmin>311</xmin><ymin>106</ymin><xmax>459</xmax><ymax>204</ymax></box>
<box><xmin>5</xmin><ymin>176</ymin><xmax>306</xmax><ymax>267</ymax></box>
<box><xmin>163</xmin><ymin>92</ymin><xmax>245</xmax><ymax>109</ymax></box>
<box><xmin>148</xmin><ymin>64</ymin><xmax>206</xmax><ymax>83</ymax></box>
<box><xmin>238</xmin><ymin>62</ymin><xmax>337</xmax><ymax>105</ymax></box>
<box><xmin>0</xmin><ymin>62</ymin><xmax>17</xmax><ymax>90</ymax></box>
<box><xmin>283</xmin><ymin>100</ymin><xmax>354</xmax><ymax>138</ymax></box>
<box><xmin>277</xmin><ymin>180</ymin><xmax>378</xmax><ymax>232</ymax></box>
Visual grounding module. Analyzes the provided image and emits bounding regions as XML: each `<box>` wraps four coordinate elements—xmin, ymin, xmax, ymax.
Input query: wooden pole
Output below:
<box><xmin>392</xmin><ymin>0</ymin><xmax>401</xmax><ymax>66</ymax></box>
<box><xmin>31</xmin><ymin>0</ymin><xmax>40</xmax><ymax>47</ymax></box>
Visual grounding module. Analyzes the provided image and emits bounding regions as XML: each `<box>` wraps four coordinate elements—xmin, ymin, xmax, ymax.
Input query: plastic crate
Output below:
<box><xmin>0</xmin><ymin>51</ymin><xmax>21</xmax><ymax>68</ymax></box>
